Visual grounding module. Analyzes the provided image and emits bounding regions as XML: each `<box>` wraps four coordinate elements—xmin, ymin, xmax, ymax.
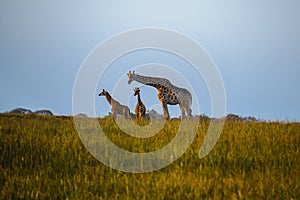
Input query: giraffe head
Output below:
<box><xmin>127</xmin><ymin>70</ymin><xmax>136</xmax><ymax>84</ymax></box>
<box><xmin>133</xmin><ymin>87</ymin><xmax>140</xmax><ymax>96</ymax></box>
<box><xmin>98</xmin><ymin>89</ymin><xmax>108</xmax><ymax>96</ymax></box>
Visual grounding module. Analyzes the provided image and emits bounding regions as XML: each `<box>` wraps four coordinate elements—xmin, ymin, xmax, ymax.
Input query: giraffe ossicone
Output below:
<box><xmin>127</xmin><ymin>71</ymin><xmax>192</xmax><ymax>120</ymax></box>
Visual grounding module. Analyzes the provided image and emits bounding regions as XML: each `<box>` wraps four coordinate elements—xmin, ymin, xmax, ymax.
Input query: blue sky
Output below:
<box><xmin>0</xmin><ymin>1</ymin><xmax>299</xmax><ymax>121</ymax></box>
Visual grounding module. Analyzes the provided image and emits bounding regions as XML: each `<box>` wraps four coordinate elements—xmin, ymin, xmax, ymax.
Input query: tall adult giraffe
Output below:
<box><xmin>98</xmin><ymin>89</ymin><xmax>130</xmax><ymax>119</ymax></box>
<box><xmin>127</xmin><ymin>71</ymin><xmax>192</xmax><ymax>120</ymax></box>
<box><xmin>133</xmin><ymin>87</ymin><xmax>146</xmax><ymax>121</ymax></box>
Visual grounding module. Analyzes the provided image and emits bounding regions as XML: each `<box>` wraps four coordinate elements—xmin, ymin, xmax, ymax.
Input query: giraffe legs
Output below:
<box><xmin>111</xmin><ymin>107</ymin><xmax>130</xmax><ymax>119</ymax></box>
<box><xmin>162</xmin><ymin>101</ymin><xmax>170</xmax><ymax>120</ymax></box>
<box><xmin>180</xmin><ymin>105</ymin><xmax>185</xmax><ymax>119</ymax></box>
<box><xmin>123</xmin><ymin>108</ymin><xmax>130</xmax><ymax>119</ymax></box>
<box><xmin>187</xmin><ymin>108</ymin><xmax>192</xmax><ymax>117</ymax></box>
<box><xmin>135</xmin><ymin>113</ymin><xmax>142</xmax><ymax>122</ymax></box>
<box><xmin>180</xmin><ymin>102</ymin><xmax>192</xmax><ymax>119</ymax></box>
<box><xmin>111</xmin><ymin>109</ymin><xmax>116</xmax><ymax>119</ymax></box>
<box><xmin>184</xmin><ymin>107</ymin><xmax>192</xmax><ymax>118</ymax></box>
<box><xmin>136</xmin><ymin>113</ymin><xmax>144</xmax><ymax>122</ymax></box>
<box><xmin>158</xmin><ymin>91</ymin><xmax>170</xmax><ymax>120</ymax></box>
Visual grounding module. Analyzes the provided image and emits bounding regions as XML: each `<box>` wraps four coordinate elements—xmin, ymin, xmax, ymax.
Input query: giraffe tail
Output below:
<box><xmin>189</xmin><ymin>96</ymin><xmax>192</xmax><ymax>116</ymax></box>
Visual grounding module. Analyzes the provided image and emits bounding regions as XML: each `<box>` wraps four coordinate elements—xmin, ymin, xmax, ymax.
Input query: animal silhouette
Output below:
<box><xmin>133</xmin><ymin>87</ymin><xmax>146</xmax><ymax>121</ymax></box>
<box><xmin>98</xmin><ymin>89</ymin><xmax>130</xmax><ymax>119</ymax></box>
<box><xmin>127</xmin><ymin>71</ymin><xmax>192</xmax><ymax>120</ymax></box>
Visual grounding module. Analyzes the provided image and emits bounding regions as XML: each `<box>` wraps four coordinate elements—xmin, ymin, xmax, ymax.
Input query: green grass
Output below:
<box><xmin>0</xmin><ymin>113</ymin><xmax>299</xmax><ymax>199</ymax></box>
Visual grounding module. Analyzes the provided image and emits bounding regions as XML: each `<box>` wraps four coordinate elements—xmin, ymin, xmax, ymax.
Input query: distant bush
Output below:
<box><xmin>33</xmin><ymin>110</ymin><xmax>53</xmax><ymax>116</ymax></box>
<box><xmin>76</xmin><ymin>113</ymin><xmax>87</xmax><ymax>117</ymax></box>
<box><xmin>9</xmin><ymin>108</ymin><xmax>32</xmax><ymax>114</ymax></box>
<box><xmin>226</xmin><ymin>114</ymin><xmax>258</xmax><ymax>122</ymax></box>
<box><xmin>8</xmin><ymin>108</ymin><xmax>53</xmax><ymax>116</ymax></box>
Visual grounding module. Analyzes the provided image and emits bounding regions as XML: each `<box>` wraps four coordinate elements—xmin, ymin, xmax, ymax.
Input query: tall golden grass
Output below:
<box><xmin>0</xmin><ymin>113</ymin><xmax>299</xmax><ymax>199</ymax></box>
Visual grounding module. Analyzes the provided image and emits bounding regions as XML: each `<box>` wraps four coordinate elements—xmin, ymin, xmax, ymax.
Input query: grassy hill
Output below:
<box><xmin>0</xmin><ymin>113</ymin><xmax>299</xmax><ymax>199</ymax></box>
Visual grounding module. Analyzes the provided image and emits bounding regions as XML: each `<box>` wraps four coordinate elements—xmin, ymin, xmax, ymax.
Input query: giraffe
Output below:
<box><xmin>127</xmin><ymin>71</ymin><xmax>192</xmax><ymax>120</ymax></box>
<box><xmin>133</xmin><ymin>87</ymin><xmax>146</xmax><ymax>121</ymax></box>
<box><xmin>98</xmin><ymin>89</ymin><xmax>130</xmax><ymax>119</ymax></box>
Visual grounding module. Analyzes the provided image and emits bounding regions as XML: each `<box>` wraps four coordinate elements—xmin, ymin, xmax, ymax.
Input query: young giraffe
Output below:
<box><xmin>127</xmin><ymin>71</ymin><xmax>192</xmax><ymax>120</ymax></box>
<box><xmin>133</xmin><ymin>87</ymin><xmax>146</xmax><ymax>121</ymax></box>
<box><xmin>98</xmin><ymin>89</ymin><xmax>130</xmax><ymax>119</ymax></box>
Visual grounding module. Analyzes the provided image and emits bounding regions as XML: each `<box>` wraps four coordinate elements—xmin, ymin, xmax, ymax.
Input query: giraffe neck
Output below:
<box><xmin>137</xmin><ymin>93</ymin><xmax>143</xmax><ymax>105</ymax></box>
<box><xmin>105</xmin><ymin>93</ymin><xmax>112</xmax><ymax>105</ymax></box>
<box><xmin>134</xmin><ymin>74</ymin><xmax>167</xmax><ymax>89</ymax></box>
